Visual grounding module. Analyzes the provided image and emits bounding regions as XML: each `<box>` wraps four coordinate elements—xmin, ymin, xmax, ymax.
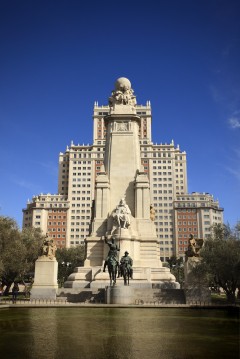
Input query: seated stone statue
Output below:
<box><xmin>185</xmin><ymin>234</ymin><xmax>203</xmax><ymax>260</ymax></box>
<box><xmin>40</xmin><ymin>234</ymin><xmax>57</xmax><ymax>260</ymax></box>
<box><xmin>112</xmin><ymin>198</ymin><xmax>131</xmax><ymax>230</ymax></box>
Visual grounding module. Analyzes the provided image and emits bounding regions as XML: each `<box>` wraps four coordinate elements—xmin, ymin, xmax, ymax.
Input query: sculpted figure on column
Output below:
<box><xmin>111</xmin><ymin>197</ymin><xmax>131</xmax><ymax>233</ymax></box>
<box><xmin>109</xmin><ymin>77</ymin><xmax>137</xmax><ymax>107</ymax></box>
<box><xmin>40</xmin><ymin>234</ymin><xmax>57</xmax><ymax>260</ymax></box>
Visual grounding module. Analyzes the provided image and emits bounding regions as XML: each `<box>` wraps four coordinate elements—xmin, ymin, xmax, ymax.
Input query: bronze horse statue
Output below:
<box><xmin>105</xmin><ymin>255</ymin><xmax>119</xmax><ymax>286</ymax></box>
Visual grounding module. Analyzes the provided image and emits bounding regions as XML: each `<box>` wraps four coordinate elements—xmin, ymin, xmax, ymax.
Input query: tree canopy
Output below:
<box><xmin>193</xmin><ymin>223</ymin><xmax>240</xmax><ymax>303</ymax></box>
<box><xmin>56</xmin><ymin>246</ymin><xmax>85</xmax><ymax>286</ymax></box>
<box><xmin>0</xmin><ymin>216</ymin><xmax>44</xmax><ymax>294</ymax></box>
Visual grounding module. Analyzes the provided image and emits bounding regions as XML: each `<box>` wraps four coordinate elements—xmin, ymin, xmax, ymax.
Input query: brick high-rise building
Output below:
<box><xmin>173</xmin><ymin>192</ymin><xmax>223</xmax><ymax>259</ymax></box>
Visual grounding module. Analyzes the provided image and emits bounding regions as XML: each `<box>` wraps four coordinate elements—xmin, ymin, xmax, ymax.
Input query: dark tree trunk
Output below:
<box><xmin>3</xmin><ymin>282</ymin><xmax>13</xmax><ymax>296</ymax></box>
<box><xmin>226</xmin><ymin>291</ymin><xmax>236</xmax><ymax>304</ymax></box>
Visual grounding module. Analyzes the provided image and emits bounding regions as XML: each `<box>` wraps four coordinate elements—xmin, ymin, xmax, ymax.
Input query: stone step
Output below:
<box><xmin>57</xmin><ymin>287</ymin><xmax>186</xmax><ymax>304</ymax></box>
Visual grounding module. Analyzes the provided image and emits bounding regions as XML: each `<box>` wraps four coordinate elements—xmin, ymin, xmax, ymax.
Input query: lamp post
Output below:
<box><xmin>172</xmin><ymin>260</ymin><xmax>184</xmax><ymax>287</ymax></box>
<box><xmin>61</xmin><ymin>261</ymin><xmax>71</xmax><ymax>287</ymax></box>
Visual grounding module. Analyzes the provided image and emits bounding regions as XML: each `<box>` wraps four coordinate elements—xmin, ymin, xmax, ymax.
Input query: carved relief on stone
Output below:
<box><xmin>116</xmin><ymin>122</ymin><xmax>129</xmax><ymax>131</ymax></box>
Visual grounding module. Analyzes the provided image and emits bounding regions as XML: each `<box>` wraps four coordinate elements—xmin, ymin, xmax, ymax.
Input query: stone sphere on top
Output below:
<box><xmin>115</xmin><ymin>77</ymin><xmax>131</xmax><ymax>92</ymax></box>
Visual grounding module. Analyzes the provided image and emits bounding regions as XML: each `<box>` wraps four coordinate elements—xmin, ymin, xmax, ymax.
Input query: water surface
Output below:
<box><xmin>0</xmin><ymin>308</ymin><xmax>239</xmax><ymax>359</ymax></box>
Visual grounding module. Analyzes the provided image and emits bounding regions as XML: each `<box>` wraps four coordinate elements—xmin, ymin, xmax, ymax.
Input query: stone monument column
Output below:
<box><xmin>104</xmin><ymin>83</ymin><xmax>141</xmax><ymax>216</ymax></box>
<box><xmin>31</xmin><ymin>235</ymin><xmax>58</xmax><ymax>300</ymax></box>
<box><xmin>65</xmin><ymin>77</ymin><xmax>177</xmax><ymax>289</ymax></box>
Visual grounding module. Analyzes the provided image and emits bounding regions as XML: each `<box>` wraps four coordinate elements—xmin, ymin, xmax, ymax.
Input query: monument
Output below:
<box><xmin>184</xmin><ymin>234</ymin><xmax>210</xmax><ymax>303</ymax></box>
<box><xmin>31</xmin><ymin>234</ymin><xmax>58</xmax><ymax>300</ymax></box>
<box><xmin>65</xmin><ymin>77</ymin><xmax>177</xmax><ymax>293</ymax></box>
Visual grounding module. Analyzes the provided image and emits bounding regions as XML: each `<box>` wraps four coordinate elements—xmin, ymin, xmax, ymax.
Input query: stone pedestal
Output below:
<box><xmin>105</xmin><ymin>285</ymin><xmax>134</xmax><ymax>304</ymax></box>
<box><xmin>64</xmin><ymin>267</ymin><xmax>93</xmax><ymax>288</ymax></box>
<box><xmin>184</xmin><ymin>257</ymin><xmax>211</xmax><ymax>303</ymax></box>
<box><xmin>31</xmin><ymin>256</ymin><xmax>58</xmax><ymax>300</ymax></box>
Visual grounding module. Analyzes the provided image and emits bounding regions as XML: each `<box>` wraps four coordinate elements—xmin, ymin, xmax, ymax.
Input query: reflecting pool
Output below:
<box><xmin>0</xmin><ymin>307</ymin><xmax>239</xmax><ymax>359</ymax></box>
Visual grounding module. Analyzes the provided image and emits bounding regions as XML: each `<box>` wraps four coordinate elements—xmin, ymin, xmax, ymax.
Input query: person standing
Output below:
<box><xmin>12</xmin><ymin>281</ymin><xmax>19</xmax><ymax>303</ymax></box>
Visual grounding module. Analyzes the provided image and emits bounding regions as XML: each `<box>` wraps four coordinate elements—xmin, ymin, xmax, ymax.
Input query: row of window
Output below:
<box><xmin>48</xmin><ymin>222</ymin><xmax>66</xmax><ymax>225</ymax></box>
<box><xmin>39</xmin><ymin>197</ymin><xmax>66</xmax><ymax>202</ymax></box>
<box><xmin>153</xmin><ymin>190</ymin><xmax>173</xmax><ymax>194</ymax></box>
<box><xmin>48</xmin><ymin>228</ymin><xmax>66</xmax><ymax>232</ymax></box>
<box><xmin>72</xmin><ymin>197</ymin><xmax>91</xmax><ymax>201</ymax></box>
<box><xmin>179</xmin><ymin>240</ymin><xmax>188</xmax><ymax>245</ymax></box>
<box><xmin>178</xmin><ymin>234</ymin><xmax>192</xmax><ymax>238</ymax></box>
<box><xmin>153</xmin><ymin>178</ymin><xmax>173</xmax><ymax>181</ymax></box>
<box><xmin>71</xmin><ymin>228</ymin><xmax>88</xmax><ymax>232</ymax></box>
<box><xmin>72</xmin><ymin>191</ymin><xmax>91</xmax><ymax>194</ymax></box>
<box><xmin>178</xmin><ymin>215</ymin><xmax>197</xmax><ymax>219</ymax></box>
<box><xmin>71</xmin><ymin>204</ymin><xmax>91</xmax><ymax>207</ymax></box>
<box><xmin>71</xmin><ymin>213</ymin><xmax>90</xmax><ymax>218</ymax></box>
<box><xmin>155</xmin><ymin>222</ymin><xmax>173</xmax><ymax>225</ymax></box>
<box><xmin>71</xmin><ymin>222</ymin><xmax>89</xmax><ymax>225</ymax></box>
<box><xmin>72</xmin><ymin>172</ymin><xmax>91</xmax><ymax>176</ymax></box>
<box><xmin>156</xmin><ymin>228</ymin><xmax>173</xmax><ymax>232</ymax></box>
<box><xmin>153</xmin><ymin>160</ymin><xmax>183</xmax><ymax>164</ymax></box>
<box><xmin>72</xmin><ymin>161</ymin><xmax>91</xmax><ymax>164</ymax></box>
<box><xmin>178</xmin><ymin>228</ymin><xmax>197</xmax><ymax>232</ymax></box>
<box><xmin>36</xmin><ymin>203</ymin><xmax>68</xmax><ymax>208</ymax></box>
<box><xmin>153</xmin><ymin>203</ymin><xmax>173</xmax><ymax>207</ymax></box>
<box><xmin>178</xmin><ymin>221</ymin><xmax>197</xmax><ymax>225</ymax></box>
<box><xmin>153</xmin><ymin>197</ymin><xmax>173</xmax><ymax>200</ymax></box>
<box><xmin>159</xmin><ymin>241</ymin><xmax>174</xmax><ymax>245</ymax></box>
<box><xmin>70</xmin><ymin>240</ymin><xmax>85</xmax><ymax>244</ymax></box>
<box><xmin>72</xmin><ymin>166</ymin><xmax>91</xmax><ymax>170</ymax></box>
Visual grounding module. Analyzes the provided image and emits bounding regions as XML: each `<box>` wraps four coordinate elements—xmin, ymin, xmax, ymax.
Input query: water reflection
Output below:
<box><xmin>0</xmin><ymin>308</ymin><xmax>239</xmax><ymax>359</ymax></box>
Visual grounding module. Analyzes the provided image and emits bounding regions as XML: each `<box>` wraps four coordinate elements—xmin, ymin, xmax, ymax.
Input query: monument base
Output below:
<box><xmin>64</xmin><ymin>265</ymin><xmax>177</xmax><ymax>289</ymax></box>
<box><xmin>31</xmin><ymin>287</ymin><xmax>58</xmax><ymax>300</ymax></box>
<box><xmin>105</xmin><ymin>285</ymin><xmax>134</xmax><ymax>304</ymax></box>
<box><xmin>31</xmin><ymin>256</ymin><xmax>58</xmax><ymax>300</ymax></box>
<box><xmin>184</xmin><ymin>257</ymin><xmax>211</xmax><ymax>303</ymax></box>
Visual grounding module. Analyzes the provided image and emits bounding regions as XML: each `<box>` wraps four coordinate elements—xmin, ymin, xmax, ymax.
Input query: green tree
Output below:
<box><xmin>0</xmin><ymin>216</ymin><xmax>44</xmax><ymax>294</ymax></box>
<box><xmin>56</xmin><ymin>246</ymin><xmax>85</xmax><ymax>287</ymax></box>
<box><xmin>167</xmin><ymin>255</ymin><xmax>184</xmax><ymax>286</ymax></box>
<box><xmin>193</xmin><ymin>224</ymin><xmax>240</xmax><ymax>304</ymax></box>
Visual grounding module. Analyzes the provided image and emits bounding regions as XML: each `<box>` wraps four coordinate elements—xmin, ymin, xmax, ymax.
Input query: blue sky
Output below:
<box><xmin>0</xmin><ymin>0</ymin><xmax>239</xmax><ymax>228</ymax></box>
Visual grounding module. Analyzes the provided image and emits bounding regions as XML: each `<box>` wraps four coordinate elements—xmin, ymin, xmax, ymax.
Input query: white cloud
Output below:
<box><xmin>11</xmin><ymin>178</ymin><xmax>40</xmax><ymax>193</ymax></box>
<box><xmin>37</xmin><ymin>161</ymin><xmax>58</xmax><ymax>177</ymax></box>
<box><xmin>224</xmin><ymin>147</ymin><xmax>240</xmax><ymax>182</ymax></box>
<box><xmin>228</xmin><ymin>116</ymin><xmax>240</xmax><ymax>129</ymax></box>
<box><xmin>225</xmin><ymin>166</ymin><xmax>240</xmax><ymax>181</ymax></box>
